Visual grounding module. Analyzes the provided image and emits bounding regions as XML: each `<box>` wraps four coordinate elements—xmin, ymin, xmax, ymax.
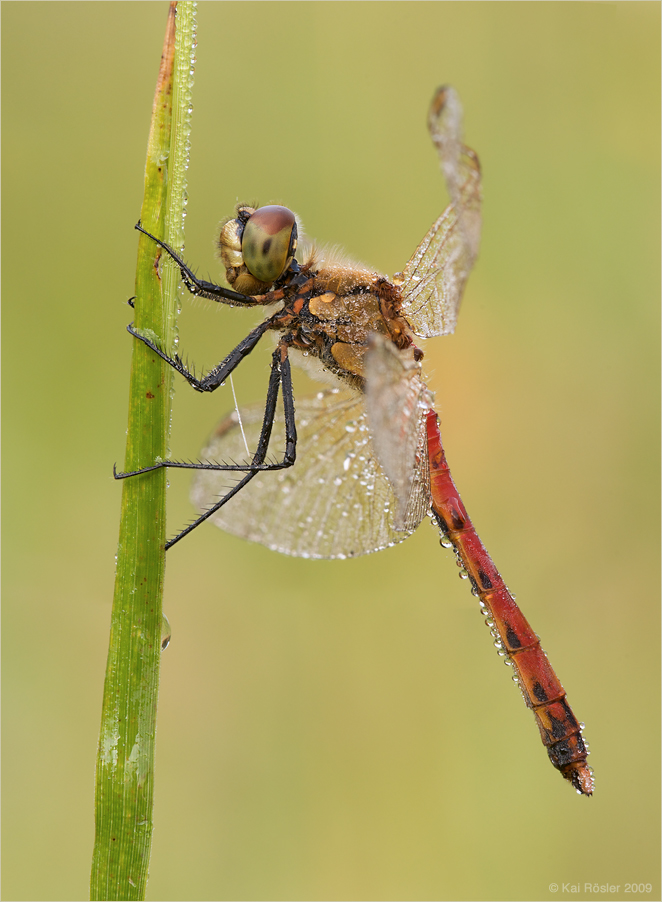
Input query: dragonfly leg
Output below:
<box><xmin>114</xmin><ymin>339</ymin><xmax>297</xmax><ymax>549</ymax></box>
<box><xmin>162</xmin><ymin>339</ymin><xmax>296</xmax><ymax>549</ymax></box>
<box><xmin>125</xmin><ymin>315</ymin><xmax>275</xmax><ymax>393</ymax></box>
<box><xmin>135</xmin><ymin>222</ymin><xmax>258</xmax><ymax>307</ymax></box>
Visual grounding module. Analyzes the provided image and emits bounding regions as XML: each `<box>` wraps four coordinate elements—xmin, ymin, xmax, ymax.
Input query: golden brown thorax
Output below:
<box><xmin>218</xmin><ymin>204</ymin><xmax>419</xmax><ymax>389</ymax></box>
<box><xmin>276</xmin><ymin>259</ymin><xmax>419</xmax><ymax>388</ymax></box>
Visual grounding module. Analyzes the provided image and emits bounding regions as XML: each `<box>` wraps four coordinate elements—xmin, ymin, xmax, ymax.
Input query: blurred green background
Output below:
<box><xmin>3</xmin><ymin>3</ymin><xmax>659</xmax><ymax>900</ymax></box>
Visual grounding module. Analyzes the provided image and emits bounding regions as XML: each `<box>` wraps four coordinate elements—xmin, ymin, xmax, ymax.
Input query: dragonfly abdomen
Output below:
<box><xmin>425</xmin><ymin>411</ymin><xmax>594</xmax><ymax>795</ymax></box>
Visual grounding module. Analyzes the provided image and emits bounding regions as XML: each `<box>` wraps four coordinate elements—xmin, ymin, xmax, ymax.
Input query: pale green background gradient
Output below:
<box><xmin>3</xmin><ymin>3</ymin><xmax>660</xmax><ymax>900</ymax></box>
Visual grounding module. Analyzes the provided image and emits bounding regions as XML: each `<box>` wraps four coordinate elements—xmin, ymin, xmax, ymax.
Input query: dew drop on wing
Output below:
<box><xmin>191</xmin><ymin>387</ymin><xmax>433</xmax><ymax>560</ymax></box>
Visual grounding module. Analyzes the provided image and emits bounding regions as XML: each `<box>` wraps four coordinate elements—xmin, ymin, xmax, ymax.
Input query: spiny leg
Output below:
<box><xmin>123</xmin><ymin>313</ymin><xmax>277</xmax><ymax>396</ymax></box>
<box><xmin>114</xmin><ymin>341</ymin><xmax>296</xmax><ymax>548</ymax></box>
<box><xmin>163</xmin><ymin>340</ymin><xmax>297</xmax><ymax>550</ymax></box>
<box><xmin>135</xmin><ymin>222</ymin><xmax>258</xmax><ymax>306</ymax></box>
<box><xmin>114</xmin><ymin>330</ymin><xmax>296</xmax><ymax>474</ymax></box>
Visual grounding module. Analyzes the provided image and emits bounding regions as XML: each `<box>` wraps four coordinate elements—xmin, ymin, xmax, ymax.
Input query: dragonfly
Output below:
<box><xmin>118</xmin><ymin>86</ymin><xmax>594</xmax><ymax>796</ymax></box>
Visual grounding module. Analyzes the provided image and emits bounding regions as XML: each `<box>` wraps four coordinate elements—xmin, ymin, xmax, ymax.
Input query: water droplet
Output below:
<box><xmin>161</xmin><ymin>614</ymin><xmax>171</xmax><ymax>651</ymax></box>
<box><xmin>458</xmin><ymin>569</ymin><xmax>468</xmax><ymax>579</ymax></box>
<box><xmin>439</xmin><ymin>536</ymin><xmax>453</xmax><ymax>549</ymax></box>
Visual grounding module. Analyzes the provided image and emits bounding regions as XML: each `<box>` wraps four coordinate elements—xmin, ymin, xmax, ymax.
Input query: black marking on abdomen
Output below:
<box><xmin>450</xmin><ymin>505</ymin><xmax>466</xmax><ymax>531</ymax></box>
<box><xmin>549</xmin><ymin>713</ymin><xmax>567</xmax><ymax>740</ymax></box>
<box><xmin>477</xmin><ymin>568</ymin><xmax>493</xmax><ymax>590</ymax></box>
<box><xmin>505</xmin><ymin>623</ymin><xmax>521</xmax><ymax>649</ymax></box>
<box><xmin>559</xmin><ymin>698</ymin><xmax>579</xmax><ymax>731</ymax></box>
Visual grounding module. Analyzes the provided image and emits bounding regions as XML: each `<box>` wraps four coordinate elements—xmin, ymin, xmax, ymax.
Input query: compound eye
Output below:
<box><xmin>241</xmin><ymin>205</ymin><xmax>297</xmax><ymax>284</ymax></box>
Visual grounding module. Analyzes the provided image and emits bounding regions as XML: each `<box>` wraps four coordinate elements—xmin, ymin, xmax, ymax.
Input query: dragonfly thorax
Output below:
<box><xmin>273</xmin><ymin>256</ymin><xmax>420</xmax><ymax>388</ymax></box>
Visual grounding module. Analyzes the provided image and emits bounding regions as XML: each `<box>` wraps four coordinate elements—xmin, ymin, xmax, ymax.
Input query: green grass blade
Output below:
<box><xmin>91</xmin><ymin>4</ymin><xmax>196</xmax><ymax>899</ymax></box>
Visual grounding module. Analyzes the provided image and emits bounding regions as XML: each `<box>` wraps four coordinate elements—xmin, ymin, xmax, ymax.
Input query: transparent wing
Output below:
<box><xmin>400</xmin><ymin>86</ymin><xmax>482</xmax><ymax>338</ymax></box>
<box><xmin>190</xmin><ymin>389</ymin><xmax>430</xmax><ymax>559</ymax></box>
<box><xmin>364</xmin><ymin>334</ymin><xmax>434</xmax><ymax>529</ymax></box>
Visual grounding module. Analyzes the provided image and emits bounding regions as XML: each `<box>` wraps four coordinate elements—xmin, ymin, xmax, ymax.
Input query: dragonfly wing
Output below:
<box><xmin>400</xmin><ymin>86</ymin><xmax>482</xmax><ymax>338</ymax></box>
<box><xmin>190</xmin><ymin>389</ymin><xmax>429</xmax><ymax>559</ymax></box>
<box><xmin>364</xmin><ymin>334</ymin><xmax>433</xmax><ymax>529</ymax></box>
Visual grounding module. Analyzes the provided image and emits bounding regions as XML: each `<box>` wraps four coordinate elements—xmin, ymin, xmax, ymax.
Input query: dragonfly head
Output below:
<box><xmin>218</xmin><ymin>204</ymin><xmax>298</xmax><ymax>295</ymax></box>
